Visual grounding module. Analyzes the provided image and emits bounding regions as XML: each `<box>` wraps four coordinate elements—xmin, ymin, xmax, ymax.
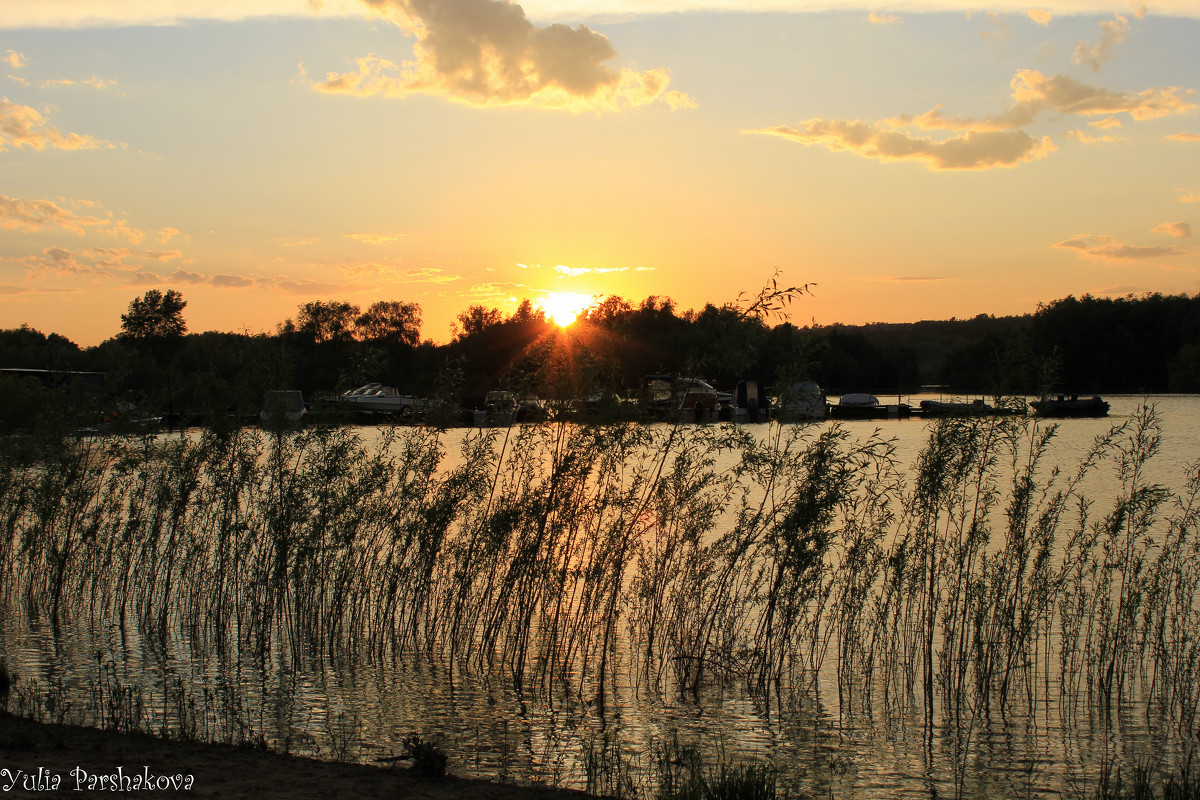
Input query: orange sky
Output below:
<box><xmin>2</xmin><ymin>0</ymin><xmax>1199</xmax><ymax>345</ymax></box>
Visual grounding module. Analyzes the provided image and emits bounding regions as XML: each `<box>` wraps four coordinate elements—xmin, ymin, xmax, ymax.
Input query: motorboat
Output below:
<box><xmin>1031</xmin><ymin>394</ymin><xmax>1109</xmax><ymax>418</ymax></box>
<box><xmin>335</xmin><ymin>383</ymin><xmax>421</xmax><ymax>416</ymax></box>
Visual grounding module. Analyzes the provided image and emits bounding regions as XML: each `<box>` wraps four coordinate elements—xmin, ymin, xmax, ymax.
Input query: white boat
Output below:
<box><xmin>335</xmin><ymin>383</ymin><xmax>421</xmax><ymax>415</ymax></box>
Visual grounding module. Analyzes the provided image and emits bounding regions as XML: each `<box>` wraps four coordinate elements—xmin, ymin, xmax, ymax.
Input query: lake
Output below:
<box><xmin>2</xmin><ymin>394</ymin><xmax>1198</xmax><ymax>799</ymax></box>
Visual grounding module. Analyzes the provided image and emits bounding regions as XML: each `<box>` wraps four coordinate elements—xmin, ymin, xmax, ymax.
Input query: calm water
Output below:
<box><xmin>2</xmin><ymin>394</ymin><xmax>1198</xmax><ymax>799</ymax></box>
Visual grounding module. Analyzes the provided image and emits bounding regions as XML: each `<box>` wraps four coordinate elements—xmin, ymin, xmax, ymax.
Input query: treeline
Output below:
<box><xmin>3</xmin><ymin>291</ymin><xmax>1200</xmax><ymax>430</ymax></box>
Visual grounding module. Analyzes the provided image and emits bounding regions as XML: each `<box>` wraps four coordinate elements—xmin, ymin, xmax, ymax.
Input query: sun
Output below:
<box><xmin>540</xmin><ymin>292</ymin><xmax>593</xmax><ymax>328</ymax></box>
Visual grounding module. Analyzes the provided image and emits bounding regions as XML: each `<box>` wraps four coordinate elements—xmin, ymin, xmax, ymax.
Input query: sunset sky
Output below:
<box><xmin>2</xmin><ymin>0</ymin><xmax>1199</xmax><ymax>345</ymax></box>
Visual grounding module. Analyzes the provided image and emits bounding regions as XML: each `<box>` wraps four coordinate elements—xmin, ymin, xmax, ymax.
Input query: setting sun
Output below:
<box><xmin>540</xmin><ymin>292</ymin><xmax>594</xmax><ymax>328</ymax></box>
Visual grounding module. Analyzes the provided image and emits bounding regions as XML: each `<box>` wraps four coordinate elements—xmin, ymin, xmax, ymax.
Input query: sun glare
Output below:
<box><xmin>541</xmin><ymin>292</ymin><xmax>592</xmax><ymax>327</ymax></box>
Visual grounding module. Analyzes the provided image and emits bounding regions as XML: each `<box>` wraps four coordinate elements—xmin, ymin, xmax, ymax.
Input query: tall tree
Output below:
<box><xmin>292</xmin><ymin>301</ymin><xmax>360</xmax><ymax>344</ymax></box>
<box><xmin>452</xmin><ymin>305</ymin><xmax>503</xmax><ymax>342</ymax></box>
<box><xmin>356</xmin><ymin>300</ymin><xmax>422</xmax><ymax>346</ymax></box>
<box><xmin>119</xmin><ymin>289</ymin><xmax>187</xmax><ymax>339</ymax></box>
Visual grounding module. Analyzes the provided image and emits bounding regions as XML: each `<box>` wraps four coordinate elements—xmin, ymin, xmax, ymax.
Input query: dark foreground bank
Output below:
<box><xmin>0</xmin><ymin>712</ymin><xmax>600</xmax><ymax>800</ymax></box>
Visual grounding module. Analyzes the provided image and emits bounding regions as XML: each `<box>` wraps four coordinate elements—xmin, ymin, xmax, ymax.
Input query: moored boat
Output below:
<box><xmin>1031</xmin><ymin>394</ymin><xmax>1109</xmax><ymax>418</ymax></box>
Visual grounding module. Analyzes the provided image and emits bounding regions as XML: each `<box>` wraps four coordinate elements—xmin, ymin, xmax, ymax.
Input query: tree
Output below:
<box><xmin>292</xmin><ymin>301</ymin><xmax>360</xmax><ymax>344</ymax></box>
<box><xmin>452</xmin><ymin>305</ymin><xmax>503</xmax><ymax>342</ymax></box>
<box><xmin>119</xmin><ymin>289</ymin><xmax>187</xmax><ymax>339</ymax></box>
<box><xmin>356</xmin><ymin>300</ymin><xmax>422</xmax><ymax>346</ymax></box>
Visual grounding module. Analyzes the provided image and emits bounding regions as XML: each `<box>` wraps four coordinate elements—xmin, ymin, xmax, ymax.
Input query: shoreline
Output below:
<box><xmin>0</xmin><ymin>712</ymin><xmax>600</xmax><ymax>799</ymax></box>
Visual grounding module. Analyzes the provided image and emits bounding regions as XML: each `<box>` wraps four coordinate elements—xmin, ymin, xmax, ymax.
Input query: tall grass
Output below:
<box><xmin>1</xmin><ymin>405</ymin><xmax>1198</xmax><ymax>794</ymax></box>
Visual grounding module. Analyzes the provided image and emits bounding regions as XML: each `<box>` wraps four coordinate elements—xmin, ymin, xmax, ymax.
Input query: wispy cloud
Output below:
<box><xmin>1167</xmin><ymin>132</ymin><xmax>1200</xmax><ymax>141</ymax></box>
<box><xmin>868</xmin><ymin>11</ymin><xmax>900</xmax><ymax>24</ymax></box>
<box><xmin>4</xmin><ymin>50</ymin><xmax>24</xmax><ymax>68</ymax></box>
<box><xmin>553</xmin><ymin>264</ymin><xmax>650</xmax><ymax>275</ymax></box>
<box><xmin>337</xmin><ymin>260</ymin><xmax>461</xmax><ymax>283</ymax></box>
<box><xmin>313</xmin><ymin>0</ymin><xmax>695</xmax><ymax>112</ymax></box>
<box><xmin>890</xmin><ymin>275</ymin><xmax>947</xmax><ymax>281</ymax></box>
<box><xmin>751</xmin><ymin>120</ymin><xmax>1055</xmax><ymax>170</ymax></box>
<box><xmin>1067</xmin><ymin>129</ymin><xmax>1123</xmax><ymax>144</ymax></box>
<box><xmin>1072</xmin><ymin>14</ymin><xmax>1130</xmax><ymax>72</ymax></box>
<box><xmin>1090</xmin><ymin>116</ymin><xmax>1122</xmax><ymax>129</ymax></box>
<box><xmin>1180</xmin><ymin>190</ymin><xmax>1199</xmax><ymax>204</ymax></box>
<box><xmin>1152</xmin><ymin>222</ymin><xmax>1193</xmax><ymax>238</ymax></box>
<box><xmin>0</xmin><ymin>97</ymin><xmax>109</xmax><ymax>151</ymax></box>
<box><xmin>212</xmin><ymin>274</ymin><xmax>256</xmax><ymax>288</ymax></box>
<box><xmin>40</xmin><ymin>75</ymin><xmax>117</xmax><ymax>90</ymax></box>
<box><xmin>345</xmin><ymin>232</ymin><xmax>408</xmax><ymax>244</ymax></box>
<box><xmin>893</xmin><ymin>70</ymin><xmax>1195</xmax><ymax>132</ymax></box>
<box><xmin>1053</xmin><ymin>233</ymin><xmax>1193</xmax><ymax>260</ymax></box>
<box><xmin>0</xmin><ymin>195</ymin><xmax>144</xmax><ymax>242</ymax></box>
<box><xmin>272</xmin><ymin>277</ymin><xmax>354</xmax><ymax>295</ymax></box>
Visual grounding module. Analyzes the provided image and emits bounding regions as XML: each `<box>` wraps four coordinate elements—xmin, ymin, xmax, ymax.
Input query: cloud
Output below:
<box><xmin>554</xmin><ymin>264</ymin><xmax>646</xmax><ymax>275</ymax></box>
<box><xmin>168</xmin><ymin>270</ymin><xmax>207</xmax><ymax>284</ymax></box>
<box><xmin>40</xmin><ymin>75</ymin><xmax>116</xmax><ymax>90</ymax></box>
<box><xmin>0</xmin><ymin>97</ymin><xmax>108</xmax><ymax>151</ymax></box>
<box><xmin>403</xmin><ymin>266</ymin><xmax>460</xmax><ymax>282</ymax></box>
<box><xmin>1025</xmin><ymin>9</ymin><xmax>1052</xmax><ymax>25</ymax></box>
<box><xmin>272</xmin><ymin>277</ymin><xmax>350</xmax><ymax>294</ymax></box>
<box><xmin>868</xmin><ymin>11</ymin><xmax>900</xmax><ymax>24</ymax></box>
<box><xmin>751</xmin><ymin>120</ymin><xmax>1056</xmax><ymax>170</ymax></box>
<box><xmin>345</xmin><ymin>232</ymin><xmax>407</xmax><ymax>244</ymax></box>
<box><xmin>1053</xmin><ymin>233</ymin><xmax>1193</xmax><ymax>260</ymax></box>
<box><xmin>155</xmin><ymin>227</ymin><xmax>181</xmax><ymax>244</ymax></box>
<box><xmin>1067</xmin><ymin>129</ymin><xmax>1123</xmax><ymax>144</ymax></box>
<box><xmin>1072</xmin><ymin>14</ymin><xmax>1130</xmax><ymax>72</ymax></box>
<box><xmin>1180</xmin><ymin>191</ymin><xmax>1199</xmax><ymax>203</ymax></box>
<box><xmin>1153</xmin><ymin>222</ymin><xmax>1193</xmax><ymax>238</ymax></box>
<box><xmin>274</xmin><ymin>236</ymin><xmax>321</xmax><ymax>247</ymax></box>
<box><xmin>893</xmin><ymin>70</ymin><xmax>1195</xmax><ymax>133</ymax></box>
<box><xmin>1090</xmin><ymin>116</ymin><xmax>1122</xmax><ymax>129</ymax></box>
<box><xmin>0</xmin><ymin>195</ymin><xmax>144</xmax><ymax>242</ymax></box>
<box><xmin>1167</xmin><ymin>132</ymin><xmax>1200</xmax><ymax>141</ymax></box>
<box><xmin>4</xmin><ymin>51</ymin><xmax>24</xmax><ymax>68</ymax></box>
<box><xmin>890</xmin><ymin>275</ymin><xmax>947</xmax><ymax>281</ymax></box>
<box><xmin>212</xmin><ymin>273</ymin><xmax>255</xmax><ymax>288</ymax></box>
<box><xmin>314</xmin><ymin>0</ymin><xmax>695</xmax><ymax>112</ymax></box>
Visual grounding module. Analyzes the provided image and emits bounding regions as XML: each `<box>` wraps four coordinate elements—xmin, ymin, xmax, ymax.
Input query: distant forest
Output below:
<box><xmin>3</xmin><ymin>290</ymin><xmax>1200</xmax><ymax>428</ymax></box>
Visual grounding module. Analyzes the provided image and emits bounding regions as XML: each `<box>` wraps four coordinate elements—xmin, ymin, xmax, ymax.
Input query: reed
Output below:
<box><xmin>1</xmin><ymin>402</ymin><xmax>1197</xmax><ymax>797</ymax></box>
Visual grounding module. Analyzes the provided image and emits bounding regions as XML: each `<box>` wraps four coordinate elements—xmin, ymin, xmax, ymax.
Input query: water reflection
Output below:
<box><xmin>2</xmin><ymin>397</ymin><xmax>1198</xmax><ymax>799</ymax></box>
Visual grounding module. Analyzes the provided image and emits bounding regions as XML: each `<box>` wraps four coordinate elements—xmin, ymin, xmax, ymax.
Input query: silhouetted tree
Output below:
<box><xmin>119</xmin><ymin>289</ymin><xmax>187</xmax><ymax>339</ymax></box>
<box><xmin>452</xmin><ymin>305</ymin><xmax>503</xmax><ymax>342</ymax></box>
<box><xmin>291</xmin><ymin>301</ymin><xmax>360</xmax><ymax>344</ymax></box>
<box><xmin>356</xmin><ymin>300</ymin><xmax>422</xmax><ymax>346</ymax></box>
